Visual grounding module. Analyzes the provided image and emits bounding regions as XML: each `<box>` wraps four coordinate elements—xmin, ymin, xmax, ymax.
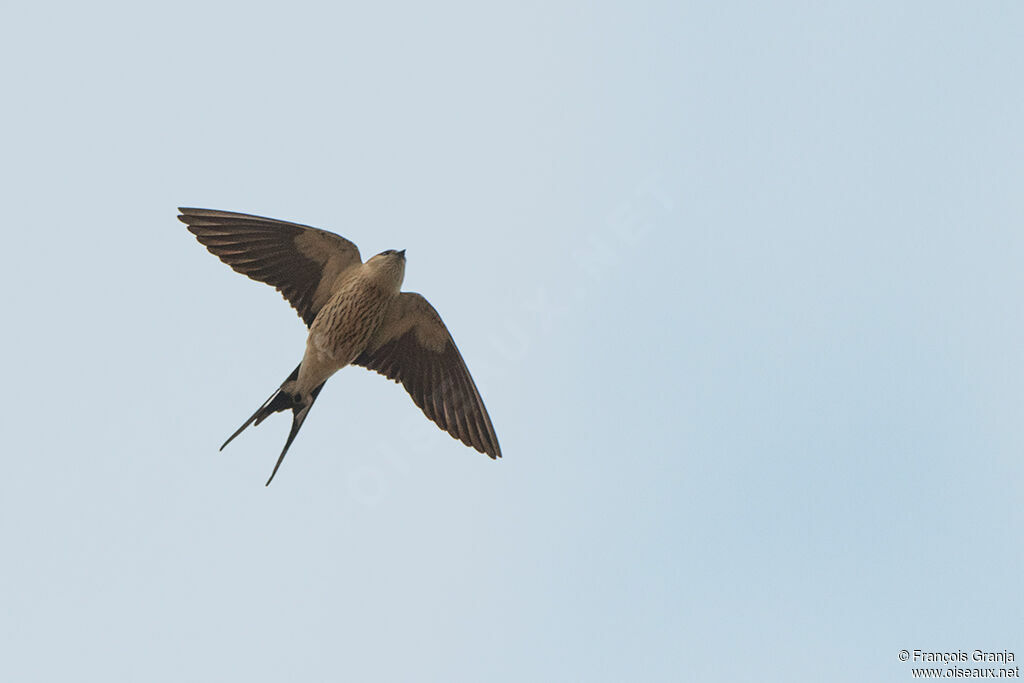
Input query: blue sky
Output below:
<box><xmin>2</xmin><ymin>2</ymin><xmax>1022</xmax><ymax>681</ymax></box>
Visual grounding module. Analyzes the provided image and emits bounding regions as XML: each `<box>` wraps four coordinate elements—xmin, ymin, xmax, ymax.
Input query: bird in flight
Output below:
<box><xmin>179</xmin><ymin>207</ymin><xmax>501</xmax><ymax>485</ymax></box>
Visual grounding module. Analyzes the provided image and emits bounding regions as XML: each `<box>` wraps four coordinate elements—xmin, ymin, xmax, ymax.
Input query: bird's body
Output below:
<box><xmin>179</xmin><ymin>208</ymin><xmax>501</xmax><ymax>484</ymax></box>
<box><xmin>298</xmin><ymin>258</ymin><xmax>399</xmax><ymax>396</ymax></box>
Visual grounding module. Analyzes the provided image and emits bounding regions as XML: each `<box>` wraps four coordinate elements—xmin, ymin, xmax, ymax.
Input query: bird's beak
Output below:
<box><xmin>398</xmin><ymin>249</ymin><xmax>406</xmax><ymax>258</ymax></box>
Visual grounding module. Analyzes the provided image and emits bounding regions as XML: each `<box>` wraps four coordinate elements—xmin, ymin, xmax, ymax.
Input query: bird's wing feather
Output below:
<box><xmin>178</xmin><ymin>207</ymin><xmax>362</xmax><ymax>326</ymax></box>
<box><xmin>354</xmin><ymin>292</ymin><xmax>501</xmax><ymax>459</ymax></box>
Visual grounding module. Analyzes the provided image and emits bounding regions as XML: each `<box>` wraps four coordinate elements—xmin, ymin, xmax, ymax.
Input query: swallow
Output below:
<box><xmin>179</xmin><ymin>208</ymin><xmax>501</xmax><ymax>485</ymax></box>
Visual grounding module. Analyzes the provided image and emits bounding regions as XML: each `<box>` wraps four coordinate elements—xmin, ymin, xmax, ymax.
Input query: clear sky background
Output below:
<box><xmin>2</xmin><ymin>2</ymin><xmax>1022</xmax><ymax>681</ymax></box>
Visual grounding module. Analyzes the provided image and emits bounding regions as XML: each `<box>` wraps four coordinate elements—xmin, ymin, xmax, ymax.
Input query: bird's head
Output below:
<box><xmin>367</xmin><ymin>249</ymin><xmax>406</xmax><ymax>291</ymax></box>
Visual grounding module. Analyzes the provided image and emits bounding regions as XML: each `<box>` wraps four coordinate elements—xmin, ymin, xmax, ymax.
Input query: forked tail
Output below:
<box><xmin>219</xmin><ymin>364</ymin><xmax>326</xmax><ymax>486</ymax></box>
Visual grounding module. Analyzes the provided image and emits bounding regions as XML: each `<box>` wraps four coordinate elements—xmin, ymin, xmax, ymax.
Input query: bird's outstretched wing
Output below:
<box><xmin>354</xmin><ymin>293</ymin><xmax>501</xmax><ymax>459</ymax></box>
<box><xmin>178</xmin><ymin>208</ymin><xmax>362</xmax><ymax>327</ymax></box>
